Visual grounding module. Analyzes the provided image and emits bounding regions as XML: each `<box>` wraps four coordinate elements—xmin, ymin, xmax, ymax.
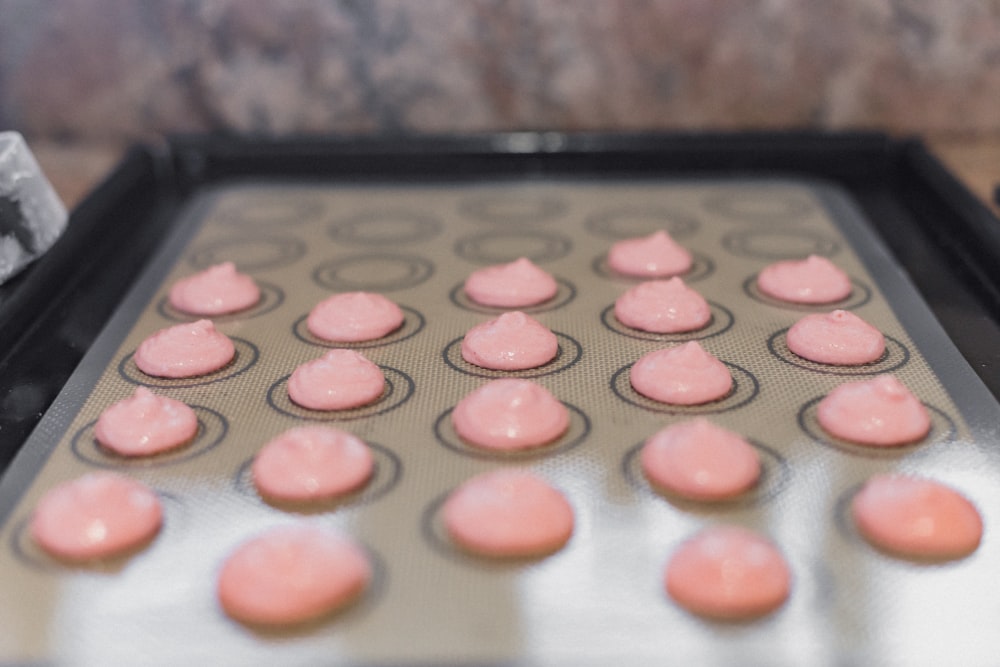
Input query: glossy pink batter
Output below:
<box><xmin>94</xmin><ymin>387</ymin><xmax>199</xmax><ymax>457</ymax></box>
<box><xmin>452</xmin><ymin>379</ymin><xmax>569</xmax><ymax>451</ymax></box>
<box><xmin>607</xmin><ymin>231</ymin><xmax>693</xmax><ymax>278</ymax></box>
<box><xmin>30</xmin><ymin>472</ymin><xmax>163</xmax><ymax>562</ymax></box>
<box><xmin>614</xmin><ymin>277</ymin><xmax>711</xmax><ymax>333</ymax></box>
<box><xmin>461</xmin><ymin>311</ymin><xmax>558</xmax><ymax>370</ymax></box>
<box><xmin>442</xmin><ymin>469</ymin><xmax>574</xmax><ymax>558</ymax></box>
<box><xmin>665</xmin><ymin>526</ymin><xmax>792</xmax><ymax>619</ymax></box>
<box><xmin>134</xmin><ymin>319</ymin><xmax>235</xmax><ymax>378</ymax></box>
<box><xmin>757</xmin><ymin>255</ymin><xmax>852</xmax><ymax>304</ymax></box>
<box><xmin>786</xmin><ymin>309</ymin><xmax>885</xmax><ymax>365</ymax></box>
<box><xmin>463</xmin><ymin>257</ymin><xmax>558</xmax><ymax>308</ymax></box>
<box><xmin>168</xmin><ymin>262</ymin><xmax>260</xmax><ymax>316</ymax></box>
<box><xmin>852</xmin><ymin>474</ymin><xmax>982</xmax><ymax>560</ymax></box>
<box><xmin>287</xmin><ymin>349</ymin><xmax>385</xmax><ymax>411</ymax></box>
<box><xmin>630</xmin><ymin>342</ymin><xmax>732</xmax><ymax>405</ymax></box>
<box><xmin>307</xmin><ymin>291</ymin><xmax>404</xmax><ymax>343</ymax></box>
<box><xmin>817</xmin><ymin>375</ymin><xmax>930</xmax><ymax>446</ymax></box>
<box><xmin>217</xmin><ymin>524</ymin><xmax>372</xmax><ymax>626</ymax></box>
<box><xmin>641</xmin><ymin>419</ymin><xmax>760</xmax><ymax>501</ymax></box>
<box><xmin>252</xmin><ymin>426</ymin><xmax>374</xmax><ymax>503</ymax></box>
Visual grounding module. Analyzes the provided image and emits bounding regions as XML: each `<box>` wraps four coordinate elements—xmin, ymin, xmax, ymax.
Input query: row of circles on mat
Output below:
<box><xmin>89</xmin><ymin>358</ymin><xmax>954</xmax><ymax>475</ymax></box>
<box><xmin>131</xmin><ymin>301</ymin><xmax>909</xmax><ymax>392</ymax></box>
<box><xmin>161</xmin><ymin>257</ymin><xmax>873</xmax><ymax>322</ymax></box>
<box><xmin>208</xmin><ymin>192</ymin><xmax>819</xmax><ymax>233</ymax></box>
<box><xmin>5</xmin><ymin>492</ymin><xmax>859</xmax><ymax>620</ymax></box>
<box><xmin>188</xmin><ymin>227</ymin><xmax>845</xmax><ymax>275</ymax></box>
<box><xmin>13</xmin><ymin>426</ymin><xmax>954</xmax><ymax>577</ymax></box>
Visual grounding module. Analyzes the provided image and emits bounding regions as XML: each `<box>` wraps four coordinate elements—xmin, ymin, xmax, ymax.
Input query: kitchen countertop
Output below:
<box><xmin>28</xmin><ymin>136</ymin><xmax>1000</xmax><ymax>216</ymax></box>
<box><xmin>7</xmin><ymin>3</ymin><xmax>1000</xmax><ymax>140</ymax></box>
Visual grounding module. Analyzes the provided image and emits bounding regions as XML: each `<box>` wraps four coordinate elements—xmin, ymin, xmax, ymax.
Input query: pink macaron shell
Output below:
<box><xmin>851</xmin><ymin>474</ymin><xmax>983</xmax><ymax>560</ymax></box>
<box><xmin>786</xmin><ymin>310</ymin><xmax>885</xmax><ymax>365</ymax></box>
<box><xmin>607</xmin><ymin>231</ymin><xmax>693</xmax><ymax>278</ymax></box>
<box><xmin>134</xmin><ymin>319</ymin><xmax>235</xmax><ymax>378</ymax></box>
<box><xmin>614</xmin><ymin>277</ymin><xmax>711</xmax><ymax>334</ymax></box>
<box><xmin>641</xmin><ymin>419</ymin><xmax>761</xmax><ymax>501</ymax></box>
<box><xmin>217</xmin><ymin>524</ymin><xmax>372</xmax><ymax>626</ymax></box>
<box><xmin>665</xmin><ymin>526</ymin><xmax>792</xmax><ymax>620</ymax></box>
<box><xmin>451</xmin><ymin>379</ymin><xmax>569</xmax><ymax>451</ymax></box>
<box><xmin>94</xmin><ymin>387</ymin><xmax>199</xmax><ymax>457</ymax></box>
<box><xmin>30</xmin><ymin>472</ymin><xmax>163</xmax><ymax>562</ymax></box>
<box><xmin>287</xmin><ymin>349</ymin><xmax>385</xmax><ymax>411</ymax></box>
<box><xmin>307</xmin><ymin>292</ymin><xmax>404</xmax><ymax>343</ymax></box>
<box><xmin>168</xmin><ymin>262</ymin><xmax>260</xmax><ymax>316</ymax></box>
<box><xmin>443</xmin><ymin>469</ymin><xmax>574</xmax><ymax>558</ymax></box>
<box><xmin>463</xmin><ymin>258</ymin><xmax>558</xmax><ymax>308</ymax></box>
<box><xmin>817</xmin><ymin>375</ymin><xmax>931</xmax><ymax>446</ymax></box>
<box><xmin>252</xmin><ymin>426</ymin><xmax>374</xmax><ymax>504</ymax></box>
<box><xmin>461</xmin><ymin>311</ymin><xmax>559</xmax><ymax>370</ymax></box>
<box><xmin>630</xmin><ymin>342</ymin><xmax>733</xmax><ymax>405</ymax></box>
<box><xmin>757</xmin><ymin>255</ymin><xmax>852</xmax><ymax>304</ymax></box>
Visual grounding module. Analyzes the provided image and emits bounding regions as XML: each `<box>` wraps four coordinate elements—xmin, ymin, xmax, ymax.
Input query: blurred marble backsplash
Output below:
<box><xmin>1</xmin><ymin>0</ymin><xmax>999</xmax><ymax>144</ymax></box>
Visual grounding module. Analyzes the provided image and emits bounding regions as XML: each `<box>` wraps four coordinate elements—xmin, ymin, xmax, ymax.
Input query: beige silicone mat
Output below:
<box><xmin>2</xmin><ymin>179</ymin><xmax>1000</xmax><ymax>666</ymax></box>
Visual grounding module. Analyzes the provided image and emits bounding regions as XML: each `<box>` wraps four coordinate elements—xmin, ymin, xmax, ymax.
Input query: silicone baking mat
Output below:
<box><xmin>2</xmin><ymin>178</ymin><xmax>999</xmax><ymax>666</ymax></box>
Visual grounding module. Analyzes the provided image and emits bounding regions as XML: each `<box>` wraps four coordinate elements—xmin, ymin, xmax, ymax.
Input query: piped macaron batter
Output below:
<box><xmin>757</xmin><ymin>255</ymin><xmax>851</xmax><ymax>305</ymax></box>
<box><xmin>168</xmin><ymin>262</ymin><xmax>260</xmax><ymax>317</ymax></box>
<box><xmin>607</xmin><ymin>231</ymin><xmax>693</xmax><ymax>278</ymax></box>
<box><xmin>307</xmin><ymin>291</ymin><xmax>404</xmax><ymax>343</ymax></box>
<box><xmin>287</xmin><ymin>349</ymin><xmax>385</xmax><ymax>411</ymax></box>
<box><xmin>787</xmin><ymin>309</ymin><xmax>885</xmax><ymax>365</ymax></box>
<box><xmin>134</xmin><ymin>319</ymin><xmax>235</xmax><ymax>379</ymax></box>
<box><xmin>216</xmin><ymin>524</ymin><xmax>372</xmax><ymax>626</ymax></box>
<box><xmin>630</xmin><ymin>342</ymin><xmax>732</xmax><ymax>405</ymax></box>
<box><xmin>461</xmin><ymin>311</ymin><xmax>558</xmax><ymax>371</ymax></box>
<box><xmin>464</xmin><ymin>257</ymin><xmax>558</xmax><ymax>308</ymax></box>
<box><xmin>665</xmin><ymin>526</ymin><xmax>792</xmax><ymax>619</ymax></box>
<box><xmin>95</xmin><ymin>387</ymin><xmax>198</xmax><ymax>457</ymax></box>
<box><xmin>442</xmin><ymin>469</ymin><xmax>574</xmax><ymax>558</ymax></box>
<box><xmin>451</xmin><ymin>379</ymin><xmax>569</xmax><ymax>451</ymax></box>
<box><xmin>614</xmin><ymin>277</ymin><xmax>711</xmax><ymax>334</ymax></box>
<box><xmin>817</xmin><ymin>375</ymin><xmax>930</xmax><ymax>446</ymax></box>
<box><xmin>30</xmin><ymin>472</ymin><xmax>163</xmax><ymax>562</ymax></box>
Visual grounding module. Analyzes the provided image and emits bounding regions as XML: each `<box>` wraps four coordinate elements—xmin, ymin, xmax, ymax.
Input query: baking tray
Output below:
<box><xmin>1</xmin><ymin>132</ymin><xmax>1000</xmax><ymax>666</ymax></box>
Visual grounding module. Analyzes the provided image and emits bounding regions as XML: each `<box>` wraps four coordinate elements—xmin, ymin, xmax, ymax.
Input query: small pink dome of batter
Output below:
<box><xmin>252</xmin><ymin>426</ymin><xmax>374</xmax><ymax>503</ymax></box>
<box><xmin>851</xmin><ymin>474</ymin><xmax>983</xmax><ymax>560</ymax></box>
<box><xmin>217</xmin><ymin>524</ymin><xmax>372</xmax><ymax>626</ymax></box>
<box><xmin>614</xmin><ymin>277</ymin><xmax>711</xmax><ymax>333</ymax></box>
<box><xmin>786</xmin><ymin>309</ymin><xmax>885</xmax><ymax>365</ymax></box>
<box><xmin>817</xmin><ymin>375</ymin><xmax>930</xmax><ymax>446</ymax></box>
<box><xmin>463</xmin><ymin>257</ymin><xmax>558</xmax><ymax>308</ymax></box>
<box><xmin>665</xmin><ymin>526</ymin><xmax>792</xmax><ymax>619</ymax></box>
<box><xmin>641</xmin><ymin>419</ymin><xmax>760</xmax><ymax>501</ymax></box>
<box><xmin>134</xmin><ymin>319</ymin><xmax>235</xmax><ymax>378</ymax></box>
<box><xmin>757</xmin><ymin>255</ymin><xmax>852</xmax><ymax>304</ymax></box>
<box><xmin>288</xmin><ymin>349</ymin><xmax>385</xmax><ymax>411</ymax></box>
<box><xmin>461</xmin><ymin>311</ymin><xmax>558</xmax><ymax>370</ymax></box>
<box><xmin>168</xmin><ymin>262</ymin><xmax>260</xmax><ymax>316</ymax></box>
<box><xmin>307</xmin><ymin>292</ymin><xmax>404</xmax><ymax>343</ymax></box>
<box><xmin>452</xmin><ymin>379</ymin><xmax>569</xmax><ymax>451</ymax></box>
<box><xmin>630</xmin><ymin>342</ymin><xmax>732</xmax><ymax>405</ymax></box>
<box><xmin>94</xmin><ymin>387</ymin><xmax>198</xmax><ymax>457</ymax></box>
<box><xmin>30</xmin><ymin>472</ymin><xmax>163</xmax><ymax>562</ymax></box>
<box><xmin>607</xmin><ymin>231</ymin><xmax>693</xmax><ymax>278</ymax></box>
<box><xmin>443</xmin><ymin>469</ymin><xmax>574</xmax><ymax>558</ymax></box>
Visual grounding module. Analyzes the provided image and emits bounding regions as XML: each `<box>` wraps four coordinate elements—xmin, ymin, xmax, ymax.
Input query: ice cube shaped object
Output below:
<box><xmin>0</xmin><ymin>132</ymin><xmax>68</xmax><ymax>284</ymax></box>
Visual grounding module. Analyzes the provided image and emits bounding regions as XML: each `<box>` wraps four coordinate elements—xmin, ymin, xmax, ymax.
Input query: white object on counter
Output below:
<box><xmin>0</xmin><ymin>131</ymin><xmax>68</xmax><ymax>284</ymax></box>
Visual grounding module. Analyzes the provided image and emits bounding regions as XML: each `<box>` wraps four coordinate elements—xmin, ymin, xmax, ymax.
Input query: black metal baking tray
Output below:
<box><xmin>1</xmin><ymin>131</ymin><xmax>999</xmax><ymax>473</ymax></box>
